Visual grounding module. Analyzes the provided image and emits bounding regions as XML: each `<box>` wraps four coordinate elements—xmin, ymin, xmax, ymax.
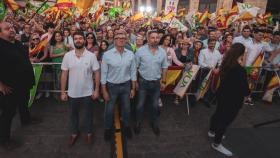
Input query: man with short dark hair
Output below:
<box><xmin>134</xmin><ymin>30</ymin><xmax>168</xmax><ymax>136</ymax></box>
<box><xmin>61</xmin><ymin>31</ymin><xmax>100</xmax><ymax>146</ymax></box>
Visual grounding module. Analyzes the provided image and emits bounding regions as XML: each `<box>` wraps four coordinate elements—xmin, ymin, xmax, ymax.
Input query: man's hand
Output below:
<box><xmin>0</xmin><ymin>82</ymin><xmax>12</xmax><ymax>95</ymax></box>
<box><xmin>130</xmin><ymin>89</ymin><xmax>135</xmax><ymax>98</ymax></box>
<box><xmin>160</xmin><ymin>82</ymin><xmax>166</xmax><ymax>91</ymax></box>
<box><xmin>213</xmin><ymin>68</ymin><xmax>220</xmax><ymax>74</ymax></box>
<box><xmin>60</xmin><ymin>92</ymin><xmax>68</xmax><ymax>101</ymax></box>
<box><xmin>91</xmin><ymin>90</ymin><xmax>99</xmax><ymax>100</ymax></box>
<box><xmin>102</xmin><ymin>90</ymin><xmax>110</xmax><ymax>102</ymax></box>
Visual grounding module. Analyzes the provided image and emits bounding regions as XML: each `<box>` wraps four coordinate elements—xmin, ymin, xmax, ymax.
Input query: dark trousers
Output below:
<box><xmin>209</xmin><ymin>100</ymin><xmax>241</xmax><ymax>144</ymax></box>
<box><xmin>104</xmin><ymin>81</ymin><xmax>131</xmax><ymax>129</ymax></box>
<box><xmin>69</xmin><ymin>96</ymin><xmax>94</xmax><ymax>135</ymax></box>
<box><xmin>0</xmin><ymin>88</ymin><xmax>30</xmax><ymax>143</ymax></box>
<box><xmin>136</xmin><ymin>77</ymin><xmax>161</xmax><ymax>126</ymax></box>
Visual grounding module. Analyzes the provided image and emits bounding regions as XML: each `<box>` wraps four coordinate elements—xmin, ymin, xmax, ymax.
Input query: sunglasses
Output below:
<box><xmin>32</xmin><ymin>38</ymin><xmax>40</xmax><ymax>41</ymax></box>
<box><xmin>87</xmin><ymin>37</ymin><xmax>94</xmax><ymax>39</ymax></box>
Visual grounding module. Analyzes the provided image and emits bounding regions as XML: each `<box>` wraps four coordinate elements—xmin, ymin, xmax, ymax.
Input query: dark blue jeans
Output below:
<box><xmin>104</xmin><ymin>81</ymin><xmax>131</xmax><ymax>129</ymax></box>
<box><xmin>69</xmin><ymin>96</ymin><xmax>93</xmax><ymax>135</ymax></box>
<box><xmin>136</xmin><ymin>77</ymin><xmax>161</xmax><ymax>126</ymax></box>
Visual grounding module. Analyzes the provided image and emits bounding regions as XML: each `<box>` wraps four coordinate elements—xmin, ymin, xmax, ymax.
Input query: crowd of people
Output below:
<box><xmin>0</xmin><ymin>10</ymin><xmax>280</xmax><ymax>156</ymax></box>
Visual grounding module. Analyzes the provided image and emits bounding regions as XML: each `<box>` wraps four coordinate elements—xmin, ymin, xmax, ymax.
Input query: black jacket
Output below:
<box><xmin>217</xmin><ymin>65</ymin><xmax>250</xmax><ymax>108</ymax></box>
<box><xmin>0</xmin><ymin>38</ymin><xmax>35</xmax><ymax>90</ymax></box>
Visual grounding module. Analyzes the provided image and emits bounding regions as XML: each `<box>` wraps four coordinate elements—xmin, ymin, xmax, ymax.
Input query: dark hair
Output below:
<box><xmin>223</xmin><ymin>33</ymin><xmax>233</xmax><ymax>42</ymax></box>
<box><xmin>159</xmin><ymin>34</ymin><xmax>172</xmax><ymax>46</ymax></box>
<box><xmin>242</xmin><ymin>25</ymin><xmax>251</xmax><ymax>31</ymax></box>
<box><xmin>98</xmin><ymin>40</ymin><xmax>109</xmax><ymax>60</ymax></box>
<box><xmin>220</xmin><ymin>43</ymin><xmax>245</xmax><ymax>79</ymax></box>
<box><xmin>85</xmin><ymin>32</ymin><xmax>97</xmax><ymax>46</ymax></box>
<box><xmin>45</xmin><ymin>22</ymin><xmax>55</xmax><ymax>30</ymax></box>
<box><xmin>63</xmin><ymin>28</ymin><xmax>70</xmax><ymax>33</ymax></box>
<box><xmin>73</xmin><ymin>31</ymin><xmax>85</xmax><ymax>39</ymax></box>
<box><xmin>273</xmin><ymin>31</ymin><xmax>280</xmax><ymax>36</ymax></box>
<box><xmin>208</xmin><ymin>38</ymin><xmax>216</xmax><ymax>44</ymax></box>
<box><xmin>50</xmin><ymin>31</ymin><xmax>64</xmax><ymax>46</ymax></box>
<box><xmin>147</xmin><ymin>29</ymin><xmax>158</xmax><ymax>37</ymax></box>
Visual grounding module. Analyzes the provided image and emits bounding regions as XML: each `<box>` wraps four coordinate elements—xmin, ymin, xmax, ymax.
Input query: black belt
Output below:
<box><xmin>107</xmin><ymin>80</ymin><xmax>130</xmax><ymax>85</ymax></box>
<box><xmin>139</xmin><ymin>75</ymin><xmax>160</xmax><ymax>83</ymax></box>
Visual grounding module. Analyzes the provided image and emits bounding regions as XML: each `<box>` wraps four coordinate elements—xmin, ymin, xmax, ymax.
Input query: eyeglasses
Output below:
<box><xmin>32</xmin><ymin>38</ymin><xmax>40</xmax><ymax>41</ymax></box>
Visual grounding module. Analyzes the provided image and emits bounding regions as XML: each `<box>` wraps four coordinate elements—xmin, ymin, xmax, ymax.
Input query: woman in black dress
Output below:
<box><xmin>209</xmin><ymin>43</ymin><xmax>250</xmax><ymax>156</ymax></box>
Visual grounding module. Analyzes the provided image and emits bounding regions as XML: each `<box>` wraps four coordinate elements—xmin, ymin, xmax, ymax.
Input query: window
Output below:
<box><xmin>198</xmin><ymin>0</ymin><xmax>218</xmax><ymax>13</ymax></box>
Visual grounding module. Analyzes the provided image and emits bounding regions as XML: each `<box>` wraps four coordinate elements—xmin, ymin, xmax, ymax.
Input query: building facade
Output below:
<box><xmin>121</xmin><ymin>0</ymin><xmax>269</xmax><ymax>14</ymax></box>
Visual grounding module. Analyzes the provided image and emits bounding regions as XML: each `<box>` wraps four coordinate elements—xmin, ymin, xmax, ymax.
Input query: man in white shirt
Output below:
<box><xmin>60</xmin><ymin>31</ymin><xmax>100</xmax><ymax>146</ymax></box>
<box><xmin>202</xmin><ymin>30</ymin><xmax>220</xmax><ymax>50</ymax></box>
<box><xmin>233</xmin><ymin>25</ymin><xmax>253</xmax><ymax>48</ymax></box>
<box><xmin>198</xmin><ymin>39</ymin><xmax>222</xmax><ymax>107</ymax></box>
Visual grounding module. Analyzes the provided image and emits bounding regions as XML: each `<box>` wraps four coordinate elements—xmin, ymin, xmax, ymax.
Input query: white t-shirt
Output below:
<box><xmin>61</xmin><ymin>49</ymin><xmax>100</xmax><ymax>98</ymax></box>
<box><xmin>245</xmin><ymin>41</ymin><xmax>272</xmax><ymax>66</ymax></box>
<box><xmin>233</xmin><ymin>36</ymin><xmax>253</xmax><ymax>48</ymax></box>
<box><xmin>198</xmin><ymin>48</ymin><xmax>222</xmax><ymax>68</ymax></box>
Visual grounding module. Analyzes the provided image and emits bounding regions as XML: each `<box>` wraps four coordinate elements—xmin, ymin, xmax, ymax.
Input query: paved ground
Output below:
<box><xmin>1</xmin><ymin>95</ymin><xmax>280</xmax><ymax>158</ymax></box>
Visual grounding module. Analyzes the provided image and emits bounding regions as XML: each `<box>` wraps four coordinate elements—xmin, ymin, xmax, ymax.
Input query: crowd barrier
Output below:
<box><xmin>31</xmin><ymin>63</ymin><xmax>280</xmax><ymax>115</ymax></box>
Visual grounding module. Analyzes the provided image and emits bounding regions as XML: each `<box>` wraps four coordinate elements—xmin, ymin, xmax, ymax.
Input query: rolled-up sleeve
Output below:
<box><xmin>101</xmin><ymin>55</ymin><xmax>108</xmax><ymax>85</ymax></box>
<box><xmin>162</xmin><ymin>53</ymin><xmax>168</xmax><ymax>69</ymax></box>
<box><xmin>130</xmin><ymin>55</ymin><xmax>137</xmax><ymax>81</ymax></box>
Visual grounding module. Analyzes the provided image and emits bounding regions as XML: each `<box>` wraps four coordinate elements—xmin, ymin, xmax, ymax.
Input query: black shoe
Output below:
<box><xmin>0</xmin><ymin>139</ymin><xmax>22</xmax><ymax>150</ymax></box>
<box><xmin>134</xmin><ymin>123</ymin><xmax>141</xmax><ymax>135</ymax></box>
<box><xmin>125</xmin><ymin>127</ymin><xmax>133</xmax><ymax>139</ymax></box>
<box><xmin>104</xmin><ymin>129</ymin><xmax>112</xmax><ymax>141</ymax></box>
<box><xmin>151</xmin><ymin>124</ymin><xmax>160</xmax><ymax>136</ymax></box>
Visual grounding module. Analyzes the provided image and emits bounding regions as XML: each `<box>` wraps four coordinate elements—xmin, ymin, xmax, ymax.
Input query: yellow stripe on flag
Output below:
<box><xmin>5</xmin><ymin>0</ymin><xmax>19</xmax><ymax>12</ymax></box>
<box><xmin>262</xmin><ymin>74</ymin><xmax>280</xmax><ymax>103</ymax></box>
<box><xmin>165</xmin><ymin>69</ymin><xmax>182</xmax><ymax>86</ymax></box>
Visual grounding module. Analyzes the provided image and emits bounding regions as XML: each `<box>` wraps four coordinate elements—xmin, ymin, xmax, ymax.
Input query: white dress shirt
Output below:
<box><xmin>198</xmin><ymin>48</ymin><xmax>222</xmax><ymax>68</ymax></box>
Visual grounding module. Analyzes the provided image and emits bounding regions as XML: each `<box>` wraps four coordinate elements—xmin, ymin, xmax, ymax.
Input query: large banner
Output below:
<box><xmin>28</xmin><ymin>64</ymin><xmax>43</xmax><ymax>108</ymax></box>
<box><xmin>164</xmin><ymin>0</ymin><xmax>179</xmax><ymax>15</ymax></box>
<box><xmin>173</xmin><ymin>65</ymin><xmax>200</xmax><ymax>98</ymax></box>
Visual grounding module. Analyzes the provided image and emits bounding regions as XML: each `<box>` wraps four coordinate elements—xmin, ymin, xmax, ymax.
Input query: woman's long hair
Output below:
<box><xmin>220</xmin><ymin>43</ymin><xmax>245</xmax><ymax>79</ymax></box>
<box><xmin>159</xmin><ymin>34</ymin><xmax>172</xmax><ymax>47</ymax></box>
<box><xmin>50</xmin><ymin>31</ymin><xmax>64</xmax><ymax>46</ymax></box>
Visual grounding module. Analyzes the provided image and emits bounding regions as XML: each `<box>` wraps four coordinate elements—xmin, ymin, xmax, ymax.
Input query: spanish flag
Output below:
<box><xmin>262</xmin><ymin>74</ymin><xmax>280</xmax><ymax>103</ymax></box>
<box><xmin>29</xmin><ymin>36</ymin><xmax>48</xmax><ymax>57</ymax></box>
<box><xmin>246</xmin><ymin>52</ymin><xmax>264</xmax><ymax>90</ymax></box>
<box><xmin>165</xmin><ymin>66</ymin><xmax>183</xmax><ymax>87</ymax></box>
<box><xmin>4</xmin><ymin>0</ymin><xmax>19</xmax><ymax>12</ymax></box>
<box><xmin>131</xmin><ymin>12</ymin><xmax>144</xmax><ymax>22</ymax></box>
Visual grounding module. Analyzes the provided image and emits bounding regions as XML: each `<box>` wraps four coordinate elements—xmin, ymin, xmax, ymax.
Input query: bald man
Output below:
<box><xmin>0</xmin><ymin>22</ymin><xmax>35</xmax><ymax>150</ymax></box>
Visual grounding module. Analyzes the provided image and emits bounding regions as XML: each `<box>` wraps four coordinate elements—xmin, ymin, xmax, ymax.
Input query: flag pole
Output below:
<box><xmin>27</xmin><ymin>0</ymin><xmax>49</xmax><ymax>23</ymax></box>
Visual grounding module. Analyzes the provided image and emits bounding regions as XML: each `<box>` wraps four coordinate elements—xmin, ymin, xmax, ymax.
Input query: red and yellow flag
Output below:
<box><xmin>262</xmin><ymin>74</ymin><xmax>280</xmax><ymax>102</ymax></box>
<box><xmin>29</xmin><ymin>36</ymin><xmax>48</xmax><ymax>57</ymax></box>
<box><xmin>5</xmin><ymin>0</ymin><xmax>19</xmax><ymax>12</ymax></box>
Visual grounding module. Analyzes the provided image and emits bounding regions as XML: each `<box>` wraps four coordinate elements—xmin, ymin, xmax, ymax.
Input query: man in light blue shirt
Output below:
<box><xmin>134</xmin><ymin>30</ymin><xmax>168</xmax><ymax>136</ymax></box>
<box><xmin>101</xmin><ymin>29</ymin><xmax>137</xmax><ymax>141</ymax></box>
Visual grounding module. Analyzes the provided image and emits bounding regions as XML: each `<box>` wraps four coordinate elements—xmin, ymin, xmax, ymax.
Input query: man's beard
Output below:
<box><xmin>74</xmin><ymin>43</ymin><xmax>85</xmax><ymax>49</ymax></box>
